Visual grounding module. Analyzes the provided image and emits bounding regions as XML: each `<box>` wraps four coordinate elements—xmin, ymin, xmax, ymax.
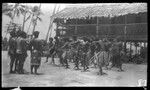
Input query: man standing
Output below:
<box><xmin>29</xmin><ymin>31</ymin><xmax>43</xmax><ymax>74</ymax></box>
<box><xmin>15</xmin><ymin>30</ymin><xmax>28</xmax><ymax>74</ymax></box>
<box><xmin>8</xmin><ymin>30</ymin><xmax>17</xmax><ymax>73</ymax></box>
<box><xmin>45</xmin><ymin>37</ymin><xmax>55</xmax><ymax>63</ymax></box>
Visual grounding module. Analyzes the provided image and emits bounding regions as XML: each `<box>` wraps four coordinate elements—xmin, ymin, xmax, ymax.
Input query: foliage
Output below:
<box><xmin>3</xmin><ymin>3</ymin><xmax>24</xmax><ymax>20</ymax></box>
<box><xmin>3</xmin><ymin>3</ymin><xmax>43</xmax><ymax>33</ymax></box>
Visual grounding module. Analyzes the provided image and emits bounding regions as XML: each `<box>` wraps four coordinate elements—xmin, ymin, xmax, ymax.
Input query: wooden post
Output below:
<box><xmin>139</xmin><ymin>42</ymin><xmax>141</xmax><ymax>54</ymax></box>
<box><xmin>129</xmin><ymin>42</ymin><xmax>132</xmax><ymax>61</ymax></box>
<box><xmin>55</xmin><ymin>22</ymin><xmax>58</xmax><ymax>37</ymax></box>
<box><xmin>109</xmin><ymin>16</ymin><xmax>111</xmax><ymax>39</ymax></box>
<box><xmin>144</xmin><ymin>42</ymin><xmax>146</xmax><ymax>47</ymax></box>
<box><xmin>96</xmin><ymin>17</ymin><xmax>99</xmax><ymax>37</ymax></box>
<box><xmin>137</xmin><ymin>42</ymin><xmax>139</xmax><ymax>54</ymax></box>
<box><xmin>75</xmin><ymin>19</ymin><xmax>77</xmax><ymax>35</ymax></box>
<box><xmin>124</xmin><ymin>14</ymin><xmax>127</xmax><ymax>55</ymax></box>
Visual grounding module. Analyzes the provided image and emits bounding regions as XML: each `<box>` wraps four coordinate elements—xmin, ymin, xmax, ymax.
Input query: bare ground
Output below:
<box><xmin>2</xmin><ymin>51</ymin><xmax>147</xmax><ymax>87</ymax></box>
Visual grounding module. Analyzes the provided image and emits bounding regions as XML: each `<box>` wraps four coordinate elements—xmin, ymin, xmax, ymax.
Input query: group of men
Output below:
<box><xmin>8</xmin><ymin>28</ymin><xmax>43</xmax><ymax>74</ymax></box>
<box><xmin>44</xmin><ymin>35</ymin><xmax>124</xmax><ymax>75</ymax></box>
<box><xmin>8</xmin><ymin>29</ymin><xmax>28</xmax><ymax>74</ymax></box>
<box><xmin>7</xmin><ymin>28</ymin><xmax>124</xmax><ymax>75</ymax></box>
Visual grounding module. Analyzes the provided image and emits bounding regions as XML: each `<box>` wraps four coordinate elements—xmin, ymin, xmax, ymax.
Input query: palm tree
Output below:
<box><xmin>2</xmin><ymin>3</ymin><xmax>26</xmax><ymax>38</ymax></box>
<box><xmin>45</xmin><ymin>4</ymin><xmax>58</xmax><ymax>41</ymax></box>
<box><xmin>2</xmin><ymin>3</ymin><xmax>9</xmax><ymax>13</ymax></box>
<box><xmin>27</xmin><ymin>4</ymin><xmax>43</xmax><ymax>34</ymax></box>
<box><xmin>3</xmin><ymin>3</ymin><xmax>23</xmax><ymax>23</ymax></box>
<box><xmin>3</xmin><ymin>3</ymin><xmax>28</xmax><ymax>32</ymax></box>
<box><xmin>20</xmin><ymin>4</ymin><xmax>32</xmax><ymax>31</ymax></box>
<box><xmin>32</xmin><ymin>4</ymin><xmax>43</xmax><ymax>34</ymax></box>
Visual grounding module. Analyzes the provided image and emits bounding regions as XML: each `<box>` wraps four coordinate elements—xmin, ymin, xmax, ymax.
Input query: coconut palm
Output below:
<box><xmin>26</xmin><ymin>4</ymin><xmax>43</xmax><ymax>34</ymax></box>
<box><xmin>3</xmin><ymin>3</ymin><xmax>17</xmax><ymax>33</ymax></box>
<box><xmin>3</xmin><ymin>3</ymin><xmax>23</xmax><ymax>23</ymax></box>
<box><xmin>3</xmin><ymin>3</ymin><xmax>31</xmax><ymax>32</ymax></box>
<box><xmin>45</xmin><ymin>4</ymin><xmax>58</xmax><ymax>41</ymax></box>
<box><xmin>2</xmin><ymin>3</ymin><xmax>9</xmax><ymax>13</ymax></box>
<box><xmin>2</xmin><ymin>3</ymin><xmax>28</xmax><ymax>38</ymax></box>
<box><xmin>20</xmin><ymin>4</ymin><xmax>32</xmax><ymax>31</ymax></box>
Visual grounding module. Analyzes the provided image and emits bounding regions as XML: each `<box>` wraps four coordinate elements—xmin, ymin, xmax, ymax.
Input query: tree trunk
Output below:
<box><xmin>22</xmin><ymin>12</ymin><xmax>27</xmax><ymax>31</ymax></box>
<box><xmin>129</xmin><ymin>42</ymin><xmax>132</xmax><ymax>62</ymax></box>
<box><xmin>45</xmin><ymin>4</ymin><xmax>57</xmax><ymax>41</ymax></box>
<box><xmin>32</xmin><ymin>19</ymin><xmax>37</xmax><ymax>34</ymax></box>
<box><xmin>129</xmin><ymin>42</ymin><xmax>132</xmax><ymax>56</ymax></box>
<box><xmin>49</xmin><ymin>23</ymin><xmax>53</xmax><ymax>37</ymax></box>
<box><xmin>11</xmin><ymin>12</ymin><xmax>16</xmax><ymax>23</ymax></box>
<box><xmin>5</xmin><ymin>13</ymin><xmax>16</xmax><ymax>38</ymax></box>
<box><xmin>136</xmin><ymin>46</ymin><xmax>138</xmax><ymax>55</ymax></box>
<box><xmin>45</xmin><ymin>19</ymin><xmax>54</xmax><ymax>41</ymax></box>
<box><xmin>144</xmin><ymin>42</ymin><xmax>146</xmax><ymax>48</ymax></box>
<box><xmin>27</xmin><ymin>15</ymin><xmax>33</xmax><ymax>34</ymax></box>
<box><xmin>32</xmin><ymin>3</ymin><xmax>41</xmax><ymax>34</ymax></box>
<box><xmin>135</xmin><ymin>42</ymin><xmax>138</xmax><ymax>55</ymax></box>
<box><xmin>124</xmin><ymin>42</ymin><xmax>127</xmax><ymax>55</ymax></box>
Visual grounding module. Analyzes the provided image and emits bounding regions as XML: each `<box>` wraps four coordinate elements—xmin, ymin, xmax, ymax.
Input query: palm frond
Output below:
<box><xmin>19</xmin><ymin>7</ymin><xmax>26</xmax><ymax>15</ymax></box>
<box><xmin>20</xmin><ymin>5</ymin><xmax>26</xmax><ymax>8</ymax></box>
<box><xmin>2</xmin><ymin>4</ymin><xmax>14</xmax><ymax>14</ymax></box>
<box><xmin>2</xmin><ymin>9</ymin><xmax>10</xmax><ymax>13</ymax></box>
<box><xmin>5</xmin><ymin>12</ymin><xmax>13</xmax><ymax>19</ymax></box>
<box><xmin>31</xmin><ymin>18</ymin><xmax>36</xmax><ymax>24</ymax></box>
<box><xmin>16</xmin><ymin>9</ymin><xmax>20</xmax><ymax>17</ymax></box>
<box><xmin>32</xmin><ymin>6</ymin><xmax>39</xmax><ymax>12</ymax></box>
<box><xmin>2</xmin><ymin>3</ymin><xmax>8</xmax><ymax>10</ymax></box>
<box><xmin>37</xmin><ymin>16</ymin><xmax>42</xmax><ymax>22</ymax></box>
<box><xmin>28</xmin><ymin>10</ymin><xmax>32</xmax><ymax>14</ymax></box>
<box><xmin>8</xmin><ymin>4</ymin><xmax>14</xmax><ymax>8</ymax></box>
<box><xmin>25</xmin><ymin>15</ymin><xmax>31</xmax><ymax>22</ymax></box>
<box><xmin>14</xmin><ymin>3</ymin><xmax>19</xmax><ymax>8</ymax></box>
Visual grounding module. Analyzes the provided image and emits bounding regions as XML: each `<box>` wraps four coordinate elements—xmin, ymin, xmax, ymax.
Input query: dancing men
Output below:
<box><xmin>45</xmin><ymin>37</ymin><xmax>55</xmax><ymax>63</ymax></box>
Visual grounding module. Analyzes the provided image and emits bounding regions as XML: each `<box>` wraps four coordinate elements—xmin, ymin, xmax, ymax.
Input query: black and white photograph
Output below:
<box><xmin>1</xmin><ymin>3</ymin><xmax>147</xmax><ymax>87</ymax></box>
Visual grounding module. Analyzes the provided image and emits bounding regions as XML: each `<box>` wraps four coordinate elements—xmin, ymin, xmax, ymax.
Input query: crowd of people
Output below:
<box><xmin>7</xmin><ymin>27</ymin><xmax>126</xmax><ymax>75</ymax></box>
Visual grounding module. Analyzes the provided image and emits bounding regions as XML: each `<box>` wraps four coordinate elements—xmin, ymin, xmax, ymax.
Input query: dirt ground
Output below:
<box><xmin>2</xmin><ymin>51</ymin><xmax>147</xmax><ymax>87</ymax></box>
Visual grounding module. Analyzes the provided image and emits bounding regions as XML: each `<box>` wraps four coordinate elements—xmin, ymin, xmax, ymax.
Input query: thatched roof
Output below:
<box><xmin>52</xmin><ymin>3</ymin><xmax>147</xmax><ymax>19</ymax></box>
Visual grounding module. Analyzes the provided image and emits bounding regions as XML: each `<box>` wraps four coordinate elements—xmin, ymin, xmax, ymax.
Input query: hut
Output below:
<box><xmin>52</xmin><ymin>3</ymin><xmax>147</xmax><ymax>59</ymax></box>
<box><xmin>52</xmin><ymin>3</ymin><xmax>147</xmax><ymax>41</ymax></box>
